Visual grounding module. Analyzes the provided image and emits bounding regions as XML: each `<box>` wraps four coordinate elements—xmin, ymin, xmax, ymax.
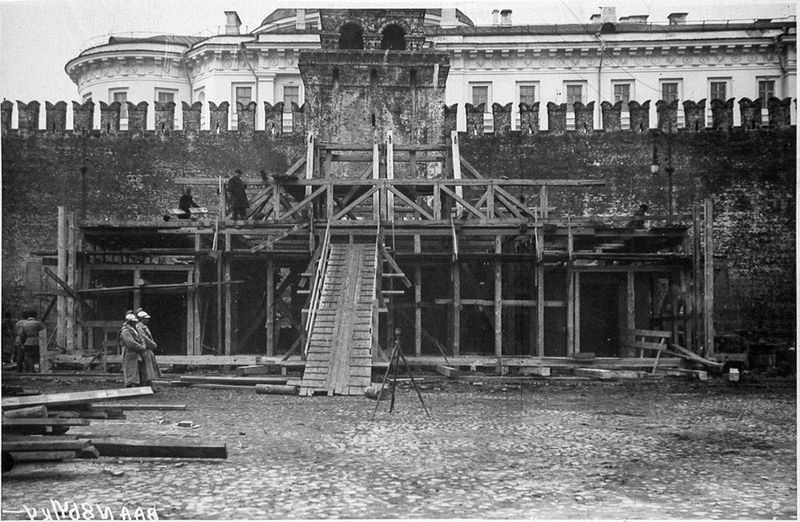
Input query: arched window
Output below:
<box><xmin>339</xmin><ymin>23</ymin><xmax>364</xmax><ymax>50</ymax></box>
<box><xmin>381</xmin><ymin>24</ymin><xmax>406</xmax><ymax>50</ymax></box>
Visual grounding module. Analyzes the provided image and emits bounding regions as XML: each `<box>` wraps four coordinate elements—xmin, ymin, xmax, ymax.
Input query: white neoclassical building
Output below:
<box><xmin>65</xmin><ymin>7</ymin><xmax>797</xmax><ymax>132</ymax></box>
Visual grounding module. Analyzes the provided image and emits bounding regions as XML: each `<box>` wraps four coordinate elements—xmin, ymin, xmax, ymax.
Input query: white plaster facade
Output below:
<box><xmin>65</xmin><ymin>8</ymin><xmax>797</xmax><ymax>131</ymax></box>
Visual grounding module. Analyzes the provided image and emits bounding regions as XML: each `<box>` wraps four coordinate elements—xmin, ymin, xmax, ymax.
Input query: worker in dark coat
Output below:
<box><xmin>226</xmin><ymin>169</ymin><xmax>248</xmax><ymax>220</ymax></box>
<box><xmin>119</xmin><ymin>311</ymin><xmax>146</xmax><ymax>387</ymax></box>
<box><xmin>178</xmin><ymin>186</ymin><xmax>200</xmax><ymax>219</ymax></box>
<box><xmin>14</xmin><ymin>312</ymin><xmax>44</xmax><ymax>373</ymax></box>
<box><xmin>135</xmin><ymin>308</ymin><xmax>161</xmax><ymax>388</ymax></box>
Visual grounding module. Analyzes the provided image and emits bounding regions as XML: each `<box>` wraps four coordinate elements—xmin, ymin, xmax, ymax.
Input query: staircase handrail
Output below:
<box><xmin>303</xmin><ymin>220</ymin><xmax>332</xmax><ymax>357</ymax></box>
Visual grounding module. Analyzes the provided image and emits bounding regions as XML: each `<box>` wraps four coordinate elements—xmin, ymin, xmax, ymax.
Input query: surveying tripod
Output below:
<box><xmin>371</xmin><ymin>328</ymin><xmax>431</xmax><ymax>420</ymax></box>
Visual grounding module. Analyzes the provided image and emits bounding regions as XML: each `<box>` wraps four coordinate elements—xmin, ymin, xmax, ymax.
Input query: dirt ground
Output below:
<box><xmin>1</xmin><ymin>374</ymin><xmax>796</xmax><ymax>520</ymax></box>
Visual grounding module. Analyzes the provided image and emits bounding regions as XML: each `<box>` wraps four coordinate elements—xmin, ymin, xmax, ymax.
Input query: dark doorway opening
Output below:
<box><xmin>579</xmin><ymin>273</ymin><xmax>624</xmax><ymax>357</ymax></box>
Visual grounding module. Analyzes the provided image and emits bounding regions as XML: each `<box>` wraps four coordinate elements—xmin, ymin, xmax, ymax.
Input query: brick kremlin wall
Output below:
<box><xmin>1</xmin><ymin>101</ymin><xmax>795</xmax><ymax>342</ymax></box>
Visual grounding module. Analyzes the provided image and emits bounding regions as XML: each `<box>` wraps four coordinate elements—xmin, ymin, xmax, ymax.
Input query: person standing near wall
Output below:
<box><xmin>135</xmin><ymin>308</ymin><xmax>161</xmax><ymax>389</ymax></box>
<box><xmin>226</xmin><ymin>169</ymin><xmax>248</xmax><ymax>220</ymax></box>
<box><xmin>14</xmin><ymin>311</ymin><xmax>44</xmax><ymax>373</ymax></box>
<box><xmin>119</xmin><ymin>311</ymin><xmax>146</xmax><ymax>387</ymax></box>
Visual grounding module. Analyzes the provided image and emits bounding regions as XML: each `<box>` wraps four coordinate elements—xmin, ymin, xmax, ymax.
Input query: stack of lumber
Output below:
<box><xmin>2</xmin><ymin>386</ymin><xmax>226</xmax><ymax>473</ymax></box>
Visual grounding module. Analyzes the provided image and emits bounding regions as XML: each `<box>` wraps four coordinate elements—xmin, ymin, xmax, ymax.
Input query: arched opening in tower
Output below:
<box><xmin>339</xmin><ymin>23</ymin><xmax>364</xmax><ymax>49</ymax></box>
<box><xmin>381</xmin><ymin>24</ymin><xmax>406</xmax><ymax>50</ymax></box>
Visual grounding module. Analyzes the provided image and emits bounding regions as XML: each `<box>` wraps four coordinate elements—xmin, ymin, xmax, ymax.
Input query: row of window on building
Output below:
<box><xmin>469</xmin><ymin>78</ymin><xmax>776</xmax><ymax>107</ymax></box>
<box><xmin>470</xmin><ymin>78</ymin><xmax>777</xmax><ymax>130</ymax></box>
<box><xmin>82</xmin><ymin>78</ymin><xmax>777</xmax><ymax>131</ymax></box>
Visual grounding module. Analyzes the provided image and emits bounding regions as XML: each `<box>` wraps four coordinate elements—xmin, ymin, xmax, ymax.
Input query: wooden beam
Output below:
<box><xmin>57</xmin><ymin>207</ymin><xmax>67</xmax><ymax>350</ymax></box>
<box><xmin>386</xmin><ymin>131</ymin><xmax>395</xmax><ymax>220</ymax></box>
<box><xmin>537</xmin><ymin>262</ymin><xmax>544</xmax><ymax>357</ymax></box>
<box><xmin>92</xmin><ymin>438</ymin><xmax>227</xmax><ymax>459</ymax></box>
<box><xmin>178</xmin><ymin>375</ymin><xmax>288</xmax><ymax>385</ymax></box>
<box><xmin>305</xmin><ymin>132</ymin><xmax>314</xmax><ymax>198</ymax></box>
<box><xmin>2</xmin><ymin>387</ymin><xmax>153</xmax><ymax>410</ymax></box>
<box><xmin>627</xmin><ymin>271</ymin><xmax>635</xmax><ymax>335</ymax></box>
<box><xmin>574</xmin><ymin>272</ymin><xmax>581</xmax><ymax>354</ymax></box>
<box><xmin>66</xmin><ymin>210</ymin><xmax>75</xmax><ymax>352</ymax></box>
<box><xmin>3</xmin><ymin>418</ymin><xmax>90</xmax><ymax>428</ymax></box>
<box><xmin>459</xmin><ymin>157</ymin><xmax>485</xmax><ymax>179</ymax></box>
<box><xmin>704</xmin><ymin>199</ymin><xmax>714</xmax><ymax>356</ymax></box>
<box><xmin>452</xmin><ymin>259</ymin><xmax>460</xmax><ymax>356</ymax></box>
<box><xmin>414</xmin><ymin>236</ymin><xmax>422</xmax><ymax>357</ymax></box>
<box><xmin>266</xmin><ymin>260</ymin><xmax>275</xmax><ymax>357</ymax></box>
<box><xmin>3</xmin><ymin>439</ymin><xmax>91</xmax><ymax>452</ymax></box>
<box><xmin>89</xmin><ymin>403</ymin><xmax>186</xmax><ymax>411</ymax></box>
<box><xmin>494</xmin><ymin>236</ymin><xmax>502</xmax><ymax>357</ymax></box>
<box><xmin>692</xmin><ymin>203</ymin><xmax>701</xmax><ymax>353</ymax></box>
<box><xmin>373</xmin><ymin>140</ymin><xmax>381</xmax><ymax>220</ymax></box>
<box><xmin>43</xmin><ymin>268</ymin><xmax>93</xmax><ymax>311</ymax></box>
<box><xmin>451</xmin><ymin>131</ymin><xmax>463</xmax><ymax>218</ymax></box>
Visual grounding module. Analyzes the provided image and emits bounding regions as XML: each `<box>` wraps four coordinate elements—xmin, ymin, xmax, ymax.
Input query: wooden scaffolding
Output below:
<box><xmin>43</xmin><ymin>132</ymin><xmax>717</xmax><ymax>381</ymax></box>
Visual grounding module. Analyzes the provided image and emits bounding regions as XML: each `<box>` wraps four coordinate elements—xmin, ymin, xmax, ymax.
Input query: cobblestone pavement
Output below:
<box><xmin>1</xmin><ymin>377</ymin><xmax>796</xmax><ymax>520</ymax></box>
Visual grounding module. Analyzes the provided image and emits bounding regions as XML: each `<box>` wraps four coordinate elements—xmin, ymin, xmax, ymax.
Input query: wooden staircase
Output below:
<box><xmin>299</xmin><ymin>243</ymin><xmax>377</xmax><ymax>396</ymax></box>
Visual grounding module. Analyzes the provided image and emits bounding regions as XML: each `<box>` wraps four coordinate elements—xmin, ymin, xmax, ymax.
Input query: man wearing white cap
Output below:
<box><xmin>136</xmin><ymin>308</ymin><xmax>161</xmax><ymax>386</ymax></box>
<box><xmin>118</xmin><ymin>311</ymin><xmax>146</xmax><ymax>387</ymax></box>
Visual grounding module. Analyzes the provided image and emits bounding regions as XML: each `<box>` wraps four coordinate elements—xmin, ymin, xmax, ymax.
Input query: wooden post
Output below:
<box><xmin>692</xmin><ymin>203</ymin><xmax>701</xmax><ymax>353</ymax></box>
<box><xmin>486</xmin><ymin>183</ymin><xmax>495</xmax><ymax>220</ymax></box>
<box><xmin>224</xmin><ymin>232</ymin><xmax>232</xmax><ymax>356</ymax></box>
<box><xmin>451</xmin><ymin>131</ymin><xmax>463</xmax><ymax>218</ymax></box>
<box><xmin>452</xmin><ymin>259</ymin><xmax>460</xmax><ymax>356</ymax></box>
<box><xmin>414</xmin><ymin>235</ymin><xmax>422</xmax><ymax>357</ymax></box>
<box><xmin>66</xmin><ymin>211</ymin><xmax>75</xmax><ymax>352</ymax></box>
<box><xmin>574</xmin><ymin>271</ymin><xmax>581</xmax><ymax>354</ymax></box>
<box><xmin>566</xmin><ymin>264</ymin><xmax>574</xmax><ymax>356</ymax></box>
<box><xmin>132</xmin><ymin>269</ymin><xmax>141</xmax><ymax>315</ymax></box>
<box><xmin>57</xmin><ymin>207</ymin><xmax>66</xmax><ymax>351</ymax></box>
<box><xmin>386</xmin><ymin>131</ymin><xmax>394</xmax><ymax>222</ymax></box>
<box><xmin>192</xmin><ymin>232</ymin><xmax>201</xmax><ymax>356</ymax></box>
<box><xmin>539</xmin><ymin>186</ymin><xmax>548</xmax><ymax>218</ymax></box>
<box><xmin>38</xmin><ymin>326</ymin><xmax>50</xmax><ymax>373</ymax></box>
<box><xmin>680</xmin><ymin>270</ymin><xmax>691</xmax><ymax>351</ymax></box>
<box><xmin>266</xmin><ymin>260</ymin><xmax>275</xmax><ymax>357</ymax></box>
<box><xmin>433</xmin><ymin>183</ymin><xmax>442</xmax><ymax>220</ymax></box>
<box><xmin>305</xmin><ymin>132</ymin><xmax>314</xmax><ymax>198</ymax></box>
<box><xmin>186</xmin><ymin>269</ymin><xmax>194</xmax><ymax>356</ymax></box>
<box><xmin>704</xmin><ymin>199</ymin><xmax>714</xmax><ymax>356</ymax></box>
<box><xmin>536</xmin><ymin>262</ymin><xmax>544</xmax><ymax>357</ymax></box>
<box><xmin>273</xmin><ymin>182</ymin><xmax>281</xmax><ymax>220</ymax></box>
<box><xmin>494</xmin><ymin>235</ymin><xmax>502</xmax><ymax>357</ymax></box>
<box><xmin>216</xmin><ymin>241</ymin><xmax>224</xmax><ymax>356</ymax></box>
<box><xmin>372</xmin><ymin>140</ymin><xmax>380</xmax><ymax>221</ymax></box>
<box><xmin>627</xmin><ymin>271</ymin><xmax>635</xmax><ymax>331</ymax></box>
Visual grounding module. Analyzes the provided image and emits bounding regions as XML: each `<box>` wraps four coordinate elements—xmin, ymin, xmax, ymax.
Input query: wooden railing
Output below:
<box><xmin>245</xmin><ymin>178</ymin><xmax>604</xmax><ymax>224</ymax></box>
<box><xmin>303</xmin><ymin>220</ymin><xmax>332</xmax><ymax>358</ymax></box>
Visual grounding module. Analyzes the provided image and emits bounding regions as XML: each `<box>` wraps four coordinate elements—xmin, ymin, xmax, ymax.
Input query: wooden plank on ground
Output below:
<box><xmin>435</xmin><ymin>365</ymin><xmax>459</xmax><ymax>378</ymax></box>
<box><xmin>236</xmin><ymin>365</ymin><xmax>273</xmax><ymax>376</ymax></box>
<box><xmin>254</xmin><ymin>384</ymin><xmax>299</xmax><ymax>395</ymax></box>
<box><xmin>3</xmin><ymin>439</ymin><xmax>91</xmax><ymax>452</ymax></box>
<box><xmin>2</xmin><ymin>418</ymin><xmax>90</xmax><ymax>427</ymax></box>
<box><xmin>88</xmin><ymin>403</ymin><xmax>187</xmax><ymax>411</ymax></box>
<box><xmin>2</xmin><ymin>405</ymin><xmax>48</xmax><ymax>418</ymax></box>
<box><xmin>92</xmin><ymin>438</ymin><xmax>227</xmax><ymax>459</ymax></box>
<box><xmin>2</xmin><ymin>387</ymin><xmax>153</xmax><ymax>410</ymax></box>
<box><xmin>8</xmin><ymin>451</ymin><xmax>77</xmax><ymax>463</ymax></box>
<box><xmin>178</xmin><ymin>375</ymin><xmax>288</xmax><ymax>386</ymax></box>
<box><xmin>574</xmin><ymin>368</ymin><xmax>645</xmax><ymax>380</ymax></box>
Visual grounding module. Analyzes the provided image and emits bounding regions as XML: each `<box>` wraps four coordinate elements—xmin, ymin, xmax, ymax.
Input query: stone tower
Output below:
<box><xmin>298</xmin><ymin>9</ymin><xmax>450</xmax><ymax>147</ymax></box>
